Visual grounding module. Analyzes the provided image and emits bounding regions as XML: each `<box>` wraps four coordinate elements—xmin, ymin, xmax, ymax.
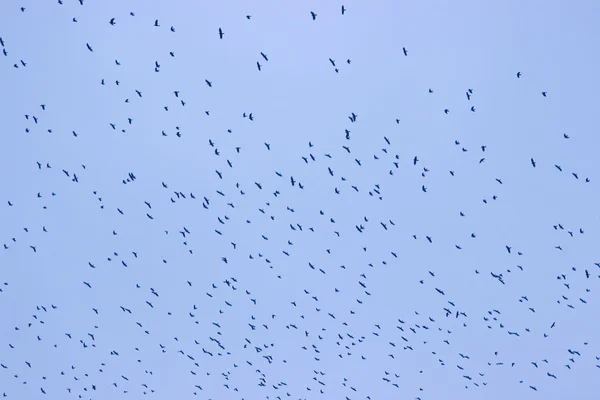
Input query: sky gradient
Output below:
<box><xmin>1</xmin><ymin>1</ymin><xmax>600</xmax><ymax>399</ymax></box>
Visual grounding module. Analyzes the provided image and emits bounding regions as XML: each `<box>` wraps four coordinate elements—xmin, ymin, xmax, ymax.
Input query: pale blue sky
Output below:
<box><xmin>1</xmin><ymin>0</ymin><xmax>600</xmax><ymax>399</ymax></box>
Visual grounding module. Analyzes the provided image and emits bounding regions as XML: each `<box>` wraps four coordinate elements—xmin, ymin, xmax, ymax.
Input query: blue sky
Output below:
<box><xmin>1</xmin><ymin>0</ymin><xmax>600</xmax><ymax>399</ymax></box>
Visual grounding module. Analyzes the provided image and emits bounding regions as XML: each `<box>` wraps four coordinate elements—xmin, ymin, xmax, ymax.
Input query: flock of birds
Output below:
<box><xmin>1</xmin><ymin>1</ymin><xmax>599</xmax><ymax>400</ymax></box>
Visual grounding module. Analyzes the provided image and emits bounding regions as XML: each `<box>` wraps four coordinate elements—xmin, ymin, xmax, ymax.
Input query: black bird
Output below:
<box><xmin>219</xmin><ymin>28</ymin><xmax>224</xmax><ymax>39</ymax></box>
<box><xmin>310</xmin><ymin>11</ymin><xmax>317</xmax><ymax>20</ymax></box>
<box><xmin>403</xmin><ymin>47</ymin><xmax>408</xmax><ymax>56</ymax></box>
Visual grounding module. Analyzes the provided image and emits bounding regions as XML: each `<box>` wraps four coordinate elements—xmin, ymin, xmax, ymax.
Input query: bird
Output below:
<box><xmin>219</xmin><ymin>28</ymin><xmax>224</xmax><ymax>39</ymax></box>
<box><xmin>310</xmin><ymin>11</ymin><xmax>317</xmax><ymax>20</ymax></box>
<box><xmin>403</xmin><ymin>47</ymin><xmax>408</xmax><ymax>56</ymax></box>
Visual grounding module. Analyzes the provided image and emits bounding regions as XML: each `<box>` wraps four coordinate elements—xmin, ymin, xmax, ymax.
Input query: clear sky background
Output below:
<box><xmin>1</xmin><ymin>0</ymin><xmax>600</xmax><ymax>399</ymax></box>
